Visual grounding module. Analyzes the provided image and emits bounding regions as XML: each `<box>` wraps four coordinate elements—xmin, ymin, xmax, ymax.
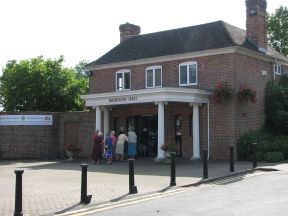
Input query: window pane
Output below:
<box><xmin>155</xmin><ymin>68</ymin><xmax>162</xmax><ymax>87</ymax></box>
<box><xmin>189</xmin><ymin>64</ymin><xmax>196</xmax><ymax>84</ymax></box>
<box><xmin>146</xmin><ymin>70</ymin><xmax>153</xmax><ymax>87</ymax></box>
<box><xmin>124</xmin><ymin>72</ymin><xmax>130</xmax><ymax>89</ymax></box>
<box><xmin>180</xmin><ymin>66</ymin><xmax>187</xmax><ymax>84</ymax></box>
<box><xmin>117</xmin><ymin>73</ymin><xmax>123</xmax><ymax>90</ymax></box>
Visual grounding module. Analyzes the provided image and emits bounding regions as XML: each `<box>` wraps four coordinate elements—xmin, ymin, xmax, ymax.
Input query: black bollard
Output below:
<box><xmin>203</xmin><ymin>149</ymin><xmax>208</xmax><ymax>179</ymax></box>
<box><xmin>252</xmin><ymin>143</ymin><xmax>257</xmax><ymax>168</ymax></box>
<box><xmin>80</xmin><ymin>164</ymin><xmax>92</xmax><ymax>204</ymax></box>
<box><xmin>128</xmin><ymin>159</ymin><xmax>138</xmax><ymax>194</ymax></box>
<box><xmin>170</xmin><ymin>152</ymin><xmax>176</xmax><ymax>186</ymax></box>
<box><xmin>229</xmin><ymin>146</ymin><xmax>235</xmax><ymax>172</ymax></box>
<box><xmin>14</xmin><ymin>169</ymin><xmax>24</xmax><ymax>216</ymax></box>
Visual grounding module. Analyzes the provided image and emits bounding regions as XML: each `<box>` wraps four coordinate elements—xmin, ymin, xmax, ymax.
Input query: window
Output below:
<box><xmin>273</xmin><ymin>63</ymin><xmax>282</xmax><ymax>75</ymax></box>
<box><xmin>116</xmin><ymin>70</ymin><xmax>130</xmax><ymax>91</ymax></box>
<box><xmin>179</xmin><ymin>61</ymin><xmax>197</xmax><ymax>86</ymax></box>
<box><xmin>146</xmin><ymin>66</ymin><xmax>162</xmax><ymax>88</ymax></box>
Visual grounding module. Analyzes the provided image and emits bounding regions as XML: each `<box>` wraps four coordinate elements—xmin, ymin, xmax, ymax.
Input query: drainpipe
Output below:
<box><xmin>207</xmin><ymin>101</ymin><xmax>210</xmax><ymax>160</ymax></box>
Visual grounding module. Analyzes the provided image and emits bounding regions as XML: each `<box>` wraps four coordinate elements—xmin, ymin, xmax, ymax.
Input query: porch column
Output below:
<box><xmin>192</xmin><ymin>103</ymin><xmax>200</xmax><ymax>159</ymax></box>
<box><xmin>156</xmin><ymin>101</ymin><xmax>165</xmax><ymax>160</ymax></box>
<box><xmin>103</xmin><ymin>107</ymin><xmax>109</xmax><ymax>137</ymax></box>
<box><xmin>95</xmin><ymin>106</ymin><xmax>101</xmax><ymax>132</ymax></box>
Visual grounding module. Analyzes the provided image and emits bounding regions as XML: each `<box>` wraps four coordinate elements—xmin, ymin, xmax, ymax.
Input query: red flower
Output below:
<box><xmin>64</xmin><ymin>143</ymin><xmax>82</xmax><ymax>153</ymax></box>
<box><xmin>237</xmin><ymin>86</ymin><xmax>256</xmax><ymax>103</ymax></box>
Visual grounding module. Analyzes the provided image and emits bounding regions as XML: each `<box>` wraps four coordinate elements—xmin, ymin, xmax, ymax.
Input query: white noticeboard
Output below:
<box><xmin>0</xmin><ymin>115</ymin><xmax>53</xmax><ymax>126</ymax></box>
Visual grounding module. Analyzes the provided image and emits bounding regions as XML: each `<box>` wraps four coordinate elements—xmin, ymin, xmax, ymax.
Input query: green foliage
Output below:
<box><xmin>279</xmin><ymin>74</ymin><xmax>288</xmax><ymax>87</ymax></box>
<box><xmin>264</xmin><ymin>152</ymin><xmax>284</xmax><ymax>162</ymax></box>
<box><xmin>267</xmin><ymin>6</ymin><xmax>288</xmax><ymax>56</ymax></box>
<box><xmin>270</xmin><ymin>135</ymin><xmax>288</xmax><ymax>158</ymax></box>
<box><xmin>265</xmin><ymin>80</ymin><xmax>288</xmax><ymax>134</ymax></box>
<box><xmin>237</xmin><ymin>130</ymin><xmax>288</xmax><ymax>161</ymax></box>
<box><xmin>160</xmin><ymin>143</ymin><xmax>177</xmax><ymax>152</ymax></box>
<box><xmin>237</xmin><ymin>129</ymin><xmax>273</xmax><ymax>160</ymax></box>
<box><xmin>0</xmin><ymin>56</ymin><xmax>89</xmax><ymax>112</ymax></box>
<box><xmin>74</xmin><ymin>60</ymin><xmax>90</xmax><ymax>78</ymax></box>
<box><xmin>237</xmin><ymin>86</ymin><xmax>256</xmax><ymax>103</ymax></box>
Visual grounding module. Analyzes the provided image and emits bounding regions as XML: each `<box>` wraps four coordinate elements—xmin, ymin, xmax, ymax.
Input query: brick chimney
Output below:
<box><xmin>246</xmin><ymin>0</ymin><xmax>267</xmax><ymax>51</ymax></box>
<box><xmin>119</xmin><ymin>23</ymin><xmax>141</xmax><ymax>43</ymax></box>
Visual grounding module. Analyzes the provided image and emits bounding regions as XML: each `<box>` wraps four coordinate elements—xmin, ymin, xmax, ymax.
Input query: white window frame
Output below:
<box><xmin>273</xmin><ymin>63</ymin><xmax>282</xmax><ymax>75</ymax></box>
<box><xmin>145</xmin><ymin>65</ymin><xmax>162</xmax><ymax>88</ymax></box>
<box><xmin>179</xmin><ymin>61</ymin><xmax>198</xmax><ymax>86</ymax></box>
<box><xmin>115</xmin><ymin>69</ymin><xmax>131</xmax><ymax>91</ymax></box>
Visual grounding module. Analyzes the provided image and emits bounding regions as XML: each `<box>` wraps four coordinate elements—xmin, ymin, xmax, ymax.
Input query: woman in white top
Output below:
<box><xmin>127</xmin><ymin>127</ymin><xmax>137</xmax><ymax>159</ymax></box>
<box><xmin>115</xmin><ymin>131</ymin><xmax>128</xmax><ymax>161</ymax></box>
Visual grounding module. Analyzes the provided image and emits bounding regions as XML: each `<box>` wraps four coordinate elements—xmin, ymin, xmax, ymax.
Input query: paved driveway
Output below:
<box><xmin>0</xmin><ymin>158</ymin><xmax>279</xmax><ymax>215</ymax></box>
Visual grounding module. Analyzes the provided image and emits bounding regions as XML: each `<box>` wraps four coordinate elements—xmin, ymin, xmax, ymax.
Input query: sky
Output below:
<box><xmin>0</xmin><ymin>0</ymin><xmax>287</xmax><ymax>76</ymax></box>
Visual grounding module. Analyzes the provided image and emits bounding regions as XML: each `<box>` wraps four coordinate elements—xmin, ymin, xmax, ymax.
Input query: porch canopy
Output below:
<box><xmin>81</xmin><ymin>87</ymin><xmax>211</xmax><ymax>160</ymax></box>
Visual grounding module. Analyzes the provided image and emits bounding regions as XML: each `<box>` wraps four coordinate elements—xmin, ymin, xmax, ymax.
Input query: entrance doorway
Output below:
<box><xmin>126</xmin><ymin>115</ymin><xmax>158</xmax><ymax>157</ymax></box>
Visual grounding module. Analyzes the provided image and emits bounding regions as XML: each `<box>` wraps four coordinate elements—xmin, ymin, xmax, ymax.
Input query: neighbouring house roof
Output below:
<box><xmin>88</xmin><ymin>20</ymin><xmax>288</xmax><ymax>67</ymax></box>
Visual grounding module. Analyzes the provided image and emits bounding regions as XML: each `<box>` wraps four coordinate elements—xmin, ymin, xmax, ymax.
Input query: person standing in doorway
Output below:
<box><xmin>139</xmin><ymin>128</ymin><xmax>149</xmax><ymax>156</ymax></box>
<box><xmin>91</xmin><ymin>129</ymin><xmax>99</xmax><ymax>164</ymax></box>
<box><xmin>127</xmin><ymin>127</ymin><xmax>137</xmax><ymax>159</ymax></box>
<box><xmin>92</xmin><ymin>131</ymin><xmax>104</xmax><ymax>165</ymax></box>
<box><xmin>115</xmin><ymin>129</ymin><xmax>128</xmax><ymax>161</ymax></box>
<box><xmin>104</xmin><ymin>132</ymin><xmax>113</xmax><ymax>164</ymax></box>
<box><xmin>110</xmin><ymin>130</ymin><xmax>117</xmax><ymax>160</ymax></box>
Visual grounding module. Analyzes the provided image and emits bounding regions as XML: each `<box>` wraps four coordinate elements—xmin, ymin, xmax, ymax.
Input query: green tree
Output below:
<box><xmin>265</xmin><ymin>75</ymin><xmax>288</xmax><ymax>134</ymax></box>
<box><xmin>0</xmin><ymin>56</ymin><xmax>88</xmax><ymax>112</ymax></box>
<box><xmin>74</xmin><ymin>60</ymin><xmax>90</xmax><ymax>78</ymax></box>
<box><xmin>267</xmin><ymin>6</ymin><xmax>288</xmax><ymax>56</ymax></box>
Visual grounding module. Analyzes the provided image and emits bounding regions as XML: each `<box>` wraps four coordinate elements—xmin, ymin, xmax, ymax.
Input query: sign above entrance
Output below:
<box><xmin>108</xmin><ymin>96</ymin><xmax>138</xmax><ymax>103</ymax></box>
<box><xmin>81</xmin><ymin>87</ymin><xmax>210</xmax><ymax>106</ymax></box>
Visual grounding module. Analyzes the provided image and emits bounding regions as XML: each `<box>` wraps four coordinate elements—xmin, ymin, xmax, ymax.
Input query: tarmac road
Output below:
<box><xmin>76</xmin><ymin>169</ymin><xmax>288</xmax><ymax>216</ymax></box>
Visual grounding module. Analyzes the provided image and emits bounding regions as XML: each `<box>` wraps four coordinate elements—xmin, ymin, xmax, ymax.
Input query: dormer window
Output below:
<box><xmin>116</xmin><ymin>69</ymin><xmax>130</xmax><ymax>91</ymax></box>
<box><xmin>146</xmin><ymin>66</ymin><xmax>162</xmax><ymax>88</ymax></box>
<box><xmin>273</xmin><ymin>63</ymin><xmax>282</xmax><ymax>75</ymax></box>
<box><xmin>179</xmin><ymin>61</ymin><xmax>197</xmax><ymax>86</ymax></box>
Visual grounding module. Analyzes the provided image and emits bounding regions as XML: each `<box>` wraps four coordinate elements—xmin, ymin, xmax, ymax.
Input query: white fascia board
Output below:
<box><xmin>80</xmin><ymin>87</ymin><xmax>211</xmax><ymax>107</ymax></box>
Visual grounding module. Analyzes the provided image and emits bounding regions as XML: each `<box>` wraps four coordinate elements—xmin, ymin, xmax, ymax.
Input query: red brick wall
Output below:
<box><xmin>88</xmin><ymin>52</ymin><xmax>274</xmax><ymax>159</ymax></box>
<box><xmin>1</xmin><ymin>52</ymin><xmax>275</xmax><ymax>160</ymax></box>
<box><xmin>0</xmin><ymin>111</ymin><xmax>96</xmax><ymax>159</ymax></box>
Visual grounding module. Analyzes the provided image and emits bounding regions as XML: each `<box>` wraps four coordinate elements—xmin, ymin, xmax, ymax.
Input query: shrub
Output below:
<box><xmin>237</xmin><ymin>129</ymin><xmax>273</xmax><ymax>160</ymax></box>
<box><xmin>265</xmin><ymin>81</ymin><xmax>288</xmax><ymax>135</ymax></box>
<box><xmin>264</xmin><ymin>152</ymin><xmax>284</xmax><ymax>162</ymax></box>
<box><xmin>237</xmin><ymin>129</ymin><xmax>288</xmax><ymax>161</ymax></box>
<box><xmin>271</xmin><ymin>135</ymin><xmax>288</xmax><ymax>158</ymax></box>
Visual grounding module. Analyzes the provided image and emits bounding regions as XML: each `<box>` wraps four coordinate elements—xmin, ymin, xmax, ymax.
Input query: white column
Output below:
<box><xmin>192</xmin><ymin>103</ymin><xmax>200</xmax><ymax>159</ymax></box>
<box><xmin>95</xmin><ymin>106</ymin><xmax>101</xmax><ymax>132</ymax></box>
<box><xmin>103</xmin><ymin>107</ymin><xmax>109</xmax><ymax>136</ymax></box>
<box><xmin>156</xmin><ymin>101</ymin><xmax>165</xmax><ymax>160</ymax></box>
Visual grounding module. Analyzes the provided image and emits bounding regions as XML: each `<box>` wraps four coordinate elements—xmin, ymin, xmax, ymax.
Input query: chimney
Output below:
<box><xmin>119</xmin><ymin>23</ymin><xmax>141</xmax><ymax>43</ymax></box>
<box><xmin>246</xmin><ymin>0</ymin><xmax>267</xmax><ymax>51</ymax></box>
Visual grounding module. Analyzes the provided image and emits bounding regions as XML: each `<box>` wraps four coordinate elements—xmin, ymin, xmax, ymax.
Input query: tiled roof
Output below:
<box><xmin>89</xmin><ymin>20</ymin><xmax>288</xmax><ymax>66</ymax></box>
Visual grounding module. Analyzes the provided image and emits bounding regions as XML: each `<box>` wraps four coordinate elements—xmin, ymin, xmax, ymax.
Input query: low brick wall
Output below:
<box><xmin>0</xmin><ymin>111</ymin><xmax>94</xmax><ymax>159</ymax></box>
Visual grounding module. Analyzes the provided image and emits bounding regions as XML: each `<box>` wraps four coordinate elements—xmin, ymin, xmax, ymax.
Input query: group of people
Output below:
<box><xmin>91</xmin><ymin>127</ymin><xmax>138</xmax><ymax>165</ymax></box>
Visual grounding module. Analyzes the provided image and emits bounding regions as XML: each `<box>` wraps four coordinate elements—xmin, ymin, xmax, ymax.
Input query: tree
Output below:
<box><xmin>0</xmin><ymin>56</ymin><xmax>89</xmax><ymax>112</ymax></box>
<box><xmin>267</xmin><ymin>6</ymin><xmax>288</xmax><ymax>56</ymax></box>
<box><xmin>265</xmin><ymin>75</ymin><xmax>288</xmax><ymax>134</ymax></box>
<box><xmin>74</xmin><ymin>60</ymin><xmax>90</xmax><ymax>78</ymax></box>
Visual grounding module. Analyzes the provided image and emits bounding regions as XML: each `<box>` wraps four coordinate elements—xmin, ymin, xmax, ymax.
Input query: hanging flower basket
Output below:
<box><xmin>237</xmin><ymin>86</ymin><xmax>256</xmax><ymax>103</ymax></box>
<box><xmin>209</xmin><ymin>81</ymin><xmax>233</xmax><ymax>103</ymax></box>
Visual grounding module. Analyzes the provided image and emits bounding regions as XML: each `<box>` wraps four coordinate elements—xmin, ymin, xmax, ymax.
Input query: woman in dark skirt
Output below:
<box><xmin>92</xmin><ymin>131</ymin><xmax>103</xmax><ymax>165</ymax></box>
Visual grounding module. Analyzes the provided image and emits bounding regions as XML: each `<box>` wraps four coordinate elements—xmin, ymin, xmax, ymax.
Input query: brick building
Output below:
<box><xmin>81</xmin><ymin>0</ymin><xmax>288</xmax><ymax>160</ymax></box>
